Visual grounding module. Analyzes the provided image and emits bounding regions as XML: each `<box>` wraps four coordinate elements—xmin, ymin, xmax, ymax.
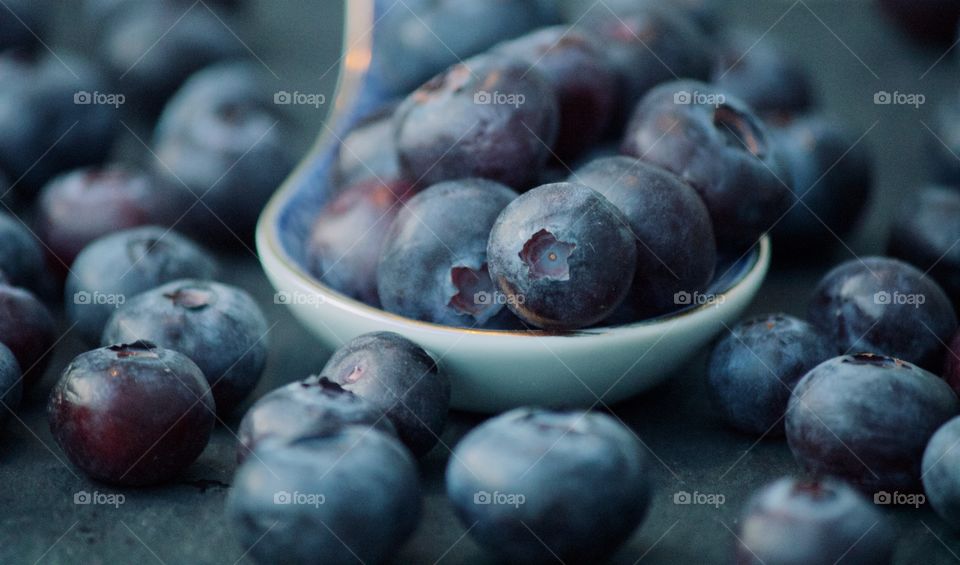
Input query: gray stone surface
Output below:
<box><xmin>3</xmin><ymin>0</ymin><xmax>960</xmax><ymax>563</ymax></box>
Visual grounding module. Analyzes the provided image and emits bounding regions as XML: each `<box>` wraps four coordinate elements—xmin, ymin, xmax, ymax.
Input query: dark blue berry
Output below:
<box><xmin>708</xmin><ymin>314</ymin><xmax>833</xmax><ymax>435</ymax></box>
<box><xmin>0</xmin><ymin>284</ymin><xmax>56</xmax><ymax>388</ymax></box>
<box><xmin>923</xmin><ymin>416</ymin><xmax>960</xmax><ymax>530</ymax></box>
<box><xmin>394</xmin><ymin>53</ymin><xmax>560</xmax><ymax>189</ymax></box>
<box><xmin>97</xmin><ymin>3</ymin><xmax>244</xmax><ymax>115</ymax></box>
<box><xmin>306</xmin><ymin>177</ymin><xmax>414</xmax><ymax>307</ymax></box>
<box><xmin>153</xmin><ymin>62</ymin><xmax>294</xmax><ymax>244</ymax></box>
<box><xmin>38</xmin><ymin>165</ymin><xmax>184</xmax><ymax>272</ymax></box>
<box><xmin>0</xmin><ymin>51</ymin><xmax>118</xmax><ymax>196</ymax></box>
<box><xmin>227</xmin><ymin>430</ymin><xmax>421</xmax><ymax>564</ymax></box>
<box><xmin>579</xmin><ymin>5</ymin><xmax>711</xmax><ymax>115</ymax></box>
<box><xmin>378</xmin><ymin>179</ymin><xmax>518</xmax><ymax>327</ymax></box>
<box><xmin>786</xmin><ymin>353</ymin><xmax>959</xmax><ymax>492</ymax></box>
<box><xmin>712</xmin><ymin>31</ymin><xmax>814</xmax><ymax>120</ymax></box>
<box><xmin>48</xmin><ymin>341</ymin><xmax>215</xmax><ymax>485</ymax></box>
<box><xmin>493</xmin><ymin>26</ymin><xmax>617</xmax><ymax>161</ymax></box>
<box><xmin>486</xmin><ymin>182</ymin><xmax>637</xmax><ymax>329</ymax></box>
<box><xmin>573</xmin><ymin>156</ymin><xmax>716</xmax><ymax>319</ymax></box>
<box><xmin>446</xmin><ymin>408</ymin><xmax>651</xmax><ymax>563</ymax></box>
<box><xmin>807</xmin><ymin>257</ymin><xmax>957</xmax><ymax>370</ymax></box>
<box><xmin>736</xmin><ymin>477</ymin><xmax>895</xmax><ymax>565</ymax></box>
<box><xmin>65</xmin><ymin>226</ymin><xmax>218</xmax><ymax>344</ymax></box>
<box><xmin>321</xmin><ymin>332</ymin><xmax>449</xmax><ymax>457</ymax></box>
<box><xmin>335</xmin><ymin>104</ymin><xmax>402</xmax><ymax>187</ymax></box>
<box><xmin>101</xmin><ymin>279</ymin><xmax>268</xmax><ymax>415</ymax></box>
<box><xmin>621</xmin><ymin>80</ymin><xmax>793</xmax><ymax>250</ymax></box>
<box><xmin>236</xmin><ymin>376</ymin><xmax>396</xmax><ymax>462</ymax></box>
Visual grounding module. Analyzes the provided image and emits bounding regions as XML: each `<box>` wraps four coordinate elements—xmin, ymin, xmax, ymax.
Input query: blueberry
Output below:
<box><xmin>370</xmin><ymin>0</ymin><xmax>545</xmax><ymax>95</ymax></box>
<box><xmin>707</xmin><ymin>314</ymin><xmax>833</xmax><ymax>436</ymax></box>
<box><xmin>446</xmin><ymin>408</ymin><xmax>651</xmax><ymax>563</ymax></box>
<box><xmin>153</xmin><ymin>62</ymin><xmax>294</xmax><ymax>244</ymax></box>
<box><xmin>486</xmin><ymin>182</ymin><xmax>637</xmax><ymax>329</ymax></box>
<box><xmin>0</xmin><ymin>209</ymin><xmax>44</xmax><ymax>290</ymax></box>
<box><xmin>621</xmin><ymin>80</ymin><xmax>793</xmax><ymax>250</ymax></box>
<box><xmin>0</xmin><ymin>343</ymin><xmax>22</xmax><ymax>425</ymax></box>
<box><xmin>786</xmin><ymin>353</ymin><xmax>959</xmax><ymax>492</ymax></box>
<box><xmin>888</xmin><ymin>186</ymin><xmax>960</xmax><ymax>305</ymax></box>
<box><xmin>97</xmin><ymin>3</ymin><xmax>244</xmax><ymax>115</ymax></box>
<box><xmin>711</xmin><ymin>31</ymin><xmax>814</xmax><ymax>120</ymax></box>
<box><xmin>772</xmin><ymin>116</ymin><xmax>873</xmax><ymax>252</ymax></box>
<box><xmin>578</xmin><ymin>5</ymin><xmax>711</xmax><ymax>115</ymax></box>
<box><xmin>394</xmin><ymin>53</ymin><xmax>560</xmax><ymax>189</ymax></box>
<box><xmin>306</xmin><ymin>177</ymin><xmax>415</xmax><ymax>307</ymax></box>
<box><xmin>321</xmin><ymin>332</ymin><xmax>449</xmax><ymax>457</ymax></box>
<box><xmin>492</xmin><ymin>26</ymin><xmax>617</xmax><ymax>161</ymax></box>
<box><xmin>922</xmin><ymin>416</ymin><xmax>960</xmax><ymax>529</ymax></box>
<box><xmin>0</xmin><ymin>51</ymin><xmax>119</xmax><ymax>196</ymax></box>
<box><xmin>48</xmin><ymin>341</ymin><xmax>215</xmax><ymax>486</ymax></box>
<box><xmin>236</xmin><ymin>376</ymin><xmax>396</xmax><ymax>462</ymax></box>
<box><xmin>101</xmin><ymin>279</ymin><xmax>268</xmax><ymax>415</ymax></box>
<box><xmin>0</xmin><ymin>284</ymin><xmax>56</xmax><ymax>388</ymax></box>
<box><xmin>377</xmin><ymin>179</ymin><xmax>519</xmax><ymax>327</ymax></box>
<box><xmin>573</xmin><ymin>157</ymin><xmax>716</xmax><ymax>319</ymax></box>
<box><xmin>878</xmin><ymin>0</ymin><xmax>960</xmax><ymax>44</ymax></box>
<box><xmin>65</xmin><ymin>226</ymin><xmax>218</xmax><ymax>344</ymax></box>
<box><xmin>736</xmin><ymin>476</ymin><xmax>895</xmax><ymax>565</ymax></box>
<box><xmin>37</xmin><ymin>166</ymin><xmax>184</xmax><ymax>273</ymax></box>
<box><xmin>228</xmin><ymin>429</ymin><xmax>421</xmax><ymax>565</ymax></box>
<box><xmin>335</xmin><ymin>104</ymin><xmax>402</xmax><ymax>187</ymax></box>
<box><xmin>807</xmin><ymin>257</ymin><xmax>957</xmax><ymax>370</ymax></box>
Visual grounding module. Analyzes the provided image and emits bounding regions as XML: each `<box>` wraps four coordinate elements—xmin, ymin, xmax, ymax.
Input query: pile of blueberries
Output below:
<box><xmin>285</xmin><ymin>0</ymin><xmax>960</xmax><ymax>563</ymax></box>
<box><xmin>305</xmin><ymin>0</ymin><xmax>872</xmax><ymax>332</ymax></box>
<box><xmin>0</xmin><ymin>0</ymin><xmax>291</xmax><ymax>261</ymax></box>
<box><xmin>4</xmin><ymin>0</ymin><xmax>960</xmax><ymax>563</ymax></box>
<box><xmin>0</xmin><ymin>0</ymin><xmax>291</xmax><ymax>422</ymax></box>
<box><xmin>0</xmin><ymin>0</ymin><xmax>294</xmax><ymax>542</ymax></box>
